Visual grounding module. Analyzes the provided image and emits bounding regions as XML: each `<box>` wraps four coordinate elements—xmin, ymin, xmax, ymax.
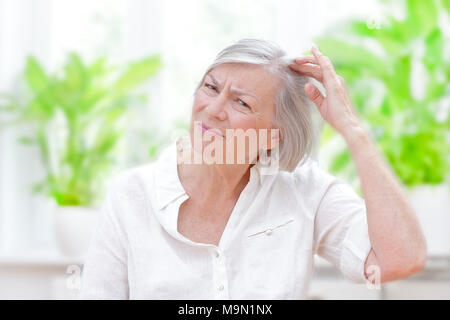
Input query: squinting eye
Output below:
<box><xmin>204</xmin><ymin>83</ymin><xmax>216</xmax><ymax>91</ymax></box>
<box><xmin>238</xmin><ymin>99</ymin><xmax>250</xmax><ymax>108</ymax></box>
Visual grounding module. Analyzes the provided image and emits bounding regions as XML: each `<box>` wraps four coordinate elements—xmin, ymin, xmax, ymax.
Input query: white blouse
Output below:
<box><xmin>79</xmin><ymin>138</ymin><xmax>372</xmax><ymax>300</ymax></box>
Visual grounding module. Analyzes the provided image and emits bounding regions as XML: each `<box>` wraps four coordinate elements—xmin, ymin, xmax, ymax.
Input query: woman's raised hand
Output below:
<box><xmin>289</xmin><ymin>44</ymin><xmax>362</xmax><ymax>136</ymax></box>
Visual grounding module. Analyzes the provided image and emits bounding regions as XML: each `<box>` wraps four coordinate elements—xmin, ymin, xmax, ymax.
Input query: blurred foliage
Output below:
<box><xmin>147</xmin><ymin>118</ymin><xmax>191</xmax><ymax>159</ymax></box>
<box><xmin>314</xmin><ymin>0</ymin><xmax>450</xmax><ymax>188</ymax></box>
<box><xmin>0</xmin><ymin>53</ymin><xmax>162</xmax><ymax>207</ymax></box>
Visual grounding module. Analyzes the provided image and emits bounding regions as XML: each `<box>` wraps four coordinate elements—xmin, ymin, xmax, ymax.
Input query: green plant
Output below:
<box><xmin>314</xmin><ymin>0</ymin><xmax>450</xmax><ymax>188</ymax></box>
<box><xmin>0</xmin><ymin>52</ymin><xmax>162</xmax><ymax>206</ymax></box>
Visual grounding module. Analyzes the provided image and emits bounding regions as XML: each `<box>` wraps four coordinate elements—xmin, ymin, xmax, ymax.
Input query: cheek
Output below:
<box><xmin>228</xmin><ymin>117</ymin><xmax>254</xmax><ymax>131</ymax></box>
<box><xmin>227</xmin><ymin>112</ymin><xmax>259</xmax><ymax>131</ymax></box>
<box><xmin>192</xmin><ymin>91</ymin><xmax>208</xmax><ymax>113</ymax></box>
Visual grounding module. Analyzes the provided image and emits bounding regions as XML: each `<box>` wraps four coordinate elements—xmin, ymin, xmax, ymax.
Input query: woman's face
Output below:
<box><xmin>190</xmin><ymin>63</ymin><xmax>281</xmax><ymax>164</ymax></box>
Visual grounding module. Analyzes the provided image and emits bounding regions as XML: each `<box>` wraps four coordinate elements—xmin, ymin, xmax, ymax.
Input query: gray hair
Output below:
<box><xmin>195</xmin><ymin>38</ymin><xmax>316</xmax><ymax>172</ymax></box>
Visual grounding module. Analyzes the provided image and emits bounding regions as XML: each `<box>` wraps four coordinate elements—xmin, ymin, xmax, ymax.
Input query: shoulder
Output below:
<box><xmin>293</xmin><ymin>158</ymin><xmax>335</xmax><ymax>185</ymax></box>
<box><xmin>94</xmin><ymin>162</ymin><xmax>159</xmax><ymax>234</ymax></box>
<box><xmin>272</xmin><ymin>157</ymin><xmax>344</xmax><ymax>212</ymax></box>
<box><xmin>104</xmin><ymin>141</ymin><xmax>179</xmax><ymax>213</ymax></box>
<box><xmin>292</xmin><ymin>158</ymin><xmax>364</xmax><ymax>215</ymax></box>
<box><xmin>278</xmin><ymin>157</ymin><xmax>337</xmax><ymax>194</ymax></box>
<box><xmin>104</xmin><ymin>161</ymin><xmax>157</xmax><ymax>208</ymax></box>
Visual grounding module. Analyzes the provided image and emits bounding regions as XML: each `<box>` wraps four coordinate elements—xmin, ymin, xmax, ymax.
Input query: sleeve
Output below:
<box><xmin>313</xmin><ymin>179</ymin><xmax>372</xmax><ymax>283</ymax></box>
<box><xmin>78</xmin><ymin>179</ymin><xmax>129</xmax><ymax>299</ymax></box>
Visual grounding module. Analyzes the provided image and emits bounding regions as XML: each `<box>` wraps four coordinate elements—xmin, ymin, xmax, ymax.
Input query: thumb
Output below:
<box><xmin>304</xmin><ymin>83</ymin><xmax>324</xmax><ymax>108</ymax></box>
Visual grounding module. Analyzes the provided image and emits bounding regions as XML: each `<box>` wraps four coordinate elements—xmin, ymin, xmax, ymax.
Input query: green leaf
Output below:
<box><xmin>425</xmin><ymin>75</ymin><xmax>446</xmax><ymax>102</ymax></box>
<box><xmin>442</xmin><ymin>0</ymin><xmax>450</xmax><ymax>12</ymax></box>
<box><xmin>348</xmin><ymin>21</ymin><xmax>377</xmax><ymax>38</ymax></box>
<box><xmin>88</xmin><ymin>56</ymin><xmax>110</xmax><ymax>77</ymax></box>
<box><xmin>93</xmin><ymin>129</ymin><xmax>123</xmax><ymax>155</ymax></box>
<box><xmin>78</xmin><ymin>87</ymin><xmax>108</xmax><ymax>114</ymax></box>
<box><xmin>36</xmin><ymin>126</ymin><xmax>50</xmax><ymax>172</ymax></box>
<box><xmin>405</xmin><ymin>0</ymin><xmax>438</xmax><ymax>36</ymax></box>
<box><xmin>52</xmin><ymin>191</ymin><xmax>83</xmax><ymax>206</ymax></box>
<box><xmin>315</xmin><ymin>38</ymin><xmax>386</xmax><ymax>78</ymax></box>
<box><xmin>375</xmin><ymin>17</ymin><xmax>415</xmax><ymax>54</ymax></box>
<box><xmin>64</xmin><ymin>53</ymin><xmax>88</xmax><ymax>91</ymax></box>
<box><xmin>330</xmin><ymin>149</ymin><xmax>351</xmax><ymax>173</ymax></box>
<box><xmin>23</xmin><ymin>95</ymin><xmax>54</xmax><ymax>120</ymax></box>
<box><xmin>114</xmin><ymin>54</ymin><xmax>162</xmax><ymax>96</ymax></box>
<box><xmin>423</xmin><ymin>28</ymin><xmax>443</xmax><ymax>72</ymax></box>
<box><xmin>25</xmin><ymin>57</ymin><xmax>49</xmax><ymax>93</ymax></box>
<box><xmin>386</xmin><ymin>54</ymin><xmax>412</xmax><ymax>106</ymax></box>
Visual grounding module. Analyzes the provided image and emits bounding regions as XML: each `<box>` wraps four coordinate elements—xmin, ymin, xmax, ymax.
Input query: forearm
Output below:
<box><xmin>341</xmin><ymin>124</ymin><xmax>427</xmax><ymax>273</ymax></box>
<box><xmin>293</xmin><ymin>43</ymin><xmax>427</xmax><ymax>275</ymax></box>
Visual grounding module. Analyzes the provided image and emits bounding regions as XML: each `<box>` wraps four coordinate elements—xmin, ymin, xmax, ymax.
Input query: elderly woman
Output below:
<box><xmin>79</xmin><ymin>39</ymin><xmax>426</xmax><ymax>299</ymax></box>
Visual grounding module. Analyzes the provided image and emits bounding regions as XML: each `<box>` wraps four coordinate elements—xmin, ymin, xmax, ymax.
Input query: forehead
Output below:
<box><xmin>206</xmin><ymin>63</ymin><xmax>281</xmax><ymax>99</ymax></box>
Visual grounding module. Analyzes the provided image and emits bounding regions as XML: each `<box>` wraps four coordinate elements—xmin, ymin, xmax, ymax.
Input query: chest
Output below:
<box><xmin>176</xmin><ymin>198</ymin><xmax>236</xmax><ymax>246</ymax></box>
<box><xmin>131</xmin><ymin>203</ymin><xmax>312</xmax><ymax>299</ymax></box>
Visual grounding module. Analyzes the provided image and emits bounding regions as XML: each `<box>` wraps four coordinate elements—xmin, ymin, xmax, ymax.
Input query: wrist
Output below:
<box><xmin>341</xmin><ymin>125</ymin><xmax>380</xmax><ymax>161</ymax></box>
<box><xmin>341</xmin><ymin>123</ymin><xmax>370</xmax><ymax>150</ymax></box>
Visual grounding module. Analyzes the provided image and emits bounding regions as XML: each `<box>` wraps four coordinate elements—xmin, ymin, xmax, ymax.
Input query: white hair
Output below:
<box><xmin>195</xmin><ymin>38</ymin><xmax>317</xmax><ymax>172</ymax></box>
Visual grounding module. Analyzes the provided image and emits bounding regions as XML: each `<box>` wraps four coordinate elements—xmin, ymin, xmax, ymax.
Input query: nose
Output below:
<box><xmin>205</xmin><ymin>93</ymin><xmax>227</xmax><ymax>121</ymax></box>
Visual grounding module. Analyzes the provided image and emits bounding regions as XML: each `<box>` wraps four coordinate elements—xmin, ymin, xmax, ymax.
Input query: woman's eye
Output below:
<box><xmin>204</xmin><ymin>83</ymin><xmax>216</xmax><ymax>91</ymax></box>
<box><xmin>203</xmin><ymin>83</ymin><xmax>250</xmax><ymax>109</ymax></box>
<box><xmin>238</xmin><ymin>99</ymin><xmax>250</xmax><ymax>108</ymax></box>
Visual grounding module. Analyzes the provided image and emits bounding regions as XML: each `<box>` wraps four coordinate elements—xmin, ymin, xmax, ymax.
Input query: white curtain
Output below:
<box><xmin>0</xmin><ymin>0</ymin><xmax>52</xmax><ymax>253</ymax></box>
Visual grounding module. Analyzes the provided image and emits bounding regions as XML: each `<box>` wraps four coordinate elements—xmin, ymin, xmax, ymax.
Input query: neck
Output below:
<box><xmin>176</xmin><ymin>137</ymin><xmax>257</xmax><ymax>206</ymax></box>
<box><xmin>178</xmin><ymin>151</ymin><xmax>253</xmax><ymax>204</ymax></box>
<box><xmin>182</xmin><ymin>160</ymin><xmax>252</xmax><ymax>205</ymax></box>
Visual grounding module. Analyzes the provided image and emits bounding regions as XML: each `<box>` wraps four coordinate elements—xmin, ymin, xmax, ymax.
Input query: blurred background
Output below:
<box><xmin>0</xmin><ymin>0</ymin><xmax>449</xmax><ymax>299</ymax></box>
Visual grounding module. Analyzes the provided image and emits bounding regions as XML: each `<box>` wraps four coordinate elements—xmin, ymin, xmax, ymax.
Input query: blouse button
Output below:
<box><xmin>218</xmin><ymin>284</ymin><xmax>224</xmax><ymax>291</ymax></box>
<box><xmin>214</xmin><ymin>250</ymin><xmax>220</xmax><ymax>258</ymax></box>
<box><xmin>265</xmin><ymin>229</ymin><xmax>273</xmax><ymax>236</ymax></box>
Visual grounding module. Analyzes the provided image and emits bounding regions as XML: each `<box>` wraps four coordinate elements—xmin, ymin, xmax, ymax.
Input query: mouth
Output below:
<box><xmin>197</xmin><ymin>121</ymin><xmax>224</xmax><ymax>138</ymax></box>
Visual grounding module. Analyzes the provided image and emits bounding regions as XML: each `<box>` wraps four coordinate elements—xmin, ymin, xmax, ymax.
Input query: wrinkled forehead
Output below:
<box><xmin>205</xmin><ymin>63</ymin><xmax>282</xmax><ymax>97</ymax></box>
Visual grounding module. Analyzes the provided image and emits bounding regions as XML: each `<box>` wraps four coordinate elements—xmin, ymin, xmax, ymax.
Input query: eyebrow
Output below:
<box><xmin>205</xmin><ymin>73</ymin><xmax>260</xmax><ymax>103</ymax></box>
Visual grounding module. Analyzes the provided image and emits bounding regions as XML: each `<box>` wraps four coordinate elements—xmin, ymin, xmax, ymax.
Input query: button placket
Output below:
<box><xmin>212</xmin><ymin>247</ymin><xmax>229</xmax><ymax>299</ymax></box>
